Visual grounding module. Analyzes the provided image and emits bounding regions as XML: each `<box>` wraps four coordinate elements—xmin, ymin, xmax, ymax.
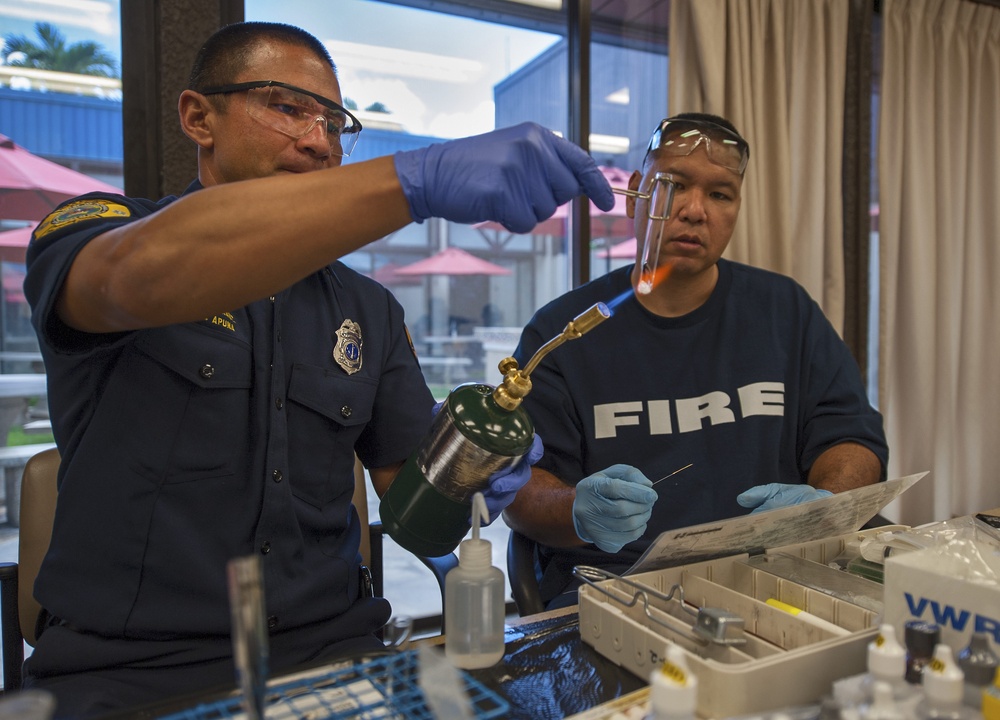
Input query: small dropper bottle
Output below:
<box><xmin>865</xmin><ymin>625</ymin><xmax>917</xmax><ymax>699</ymax></box>
<box><xmin>918</xmin><ymin>644</ymin><xmax>972</xmax><ymax>720</ymax></box>
<box><xmin>444</xmin><ymin>492</ymin><xmax>505</xmax><ymax>669</ymax></box>
<box><xmin>956</xmin><ymin>632</ymin><xmax>999</xmax><ymax>710</ymax></box>
<box><xmin>905</xmin><ymin>621</ymin><xmax>941</xmax><ymax>685</ymax></box>
<box><xmin>649</xmin><ymin>644</ymin><xmax>698</xmax><ymax>720</ymax></box>
<box><xmin>866</xmin><ymin>681</ymin><xmax>909</xmax><ymax>720</ymax></box>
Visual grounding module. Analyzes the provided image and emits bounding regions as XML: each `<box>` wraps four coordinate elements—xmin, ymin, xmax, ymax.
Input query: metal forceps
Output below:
<box><xmin>573</xmin><ymin>565</ymin><xmax>746</xmax><ymax>647</ymax></box>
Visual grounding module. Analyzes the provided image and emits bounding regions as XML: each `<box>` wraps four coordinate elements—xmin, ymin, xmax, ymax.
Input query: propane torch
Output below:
<box><xmin>379</xmin><ymin>302</ymin><xmax>611</xmax><ymax>557</ymax></box>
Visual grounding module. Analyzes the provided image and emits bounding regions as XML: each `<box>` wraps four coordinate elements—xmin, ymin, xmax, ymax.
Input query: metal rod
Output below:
<box><xmin>228</xmin><ymin>555</ymin><xmax>269</xmax><ymax>720</ymax></box>
<box><xmin>651</xmin><ymin>463</ymin><xmax>694</xmax><ymax>486</ymax></box>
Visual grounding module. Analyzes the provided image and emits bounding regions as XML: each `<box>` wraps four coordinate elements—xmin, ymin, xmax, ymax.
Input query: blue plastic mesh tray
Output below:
<box><xmin>159</xmin><ymin>650</ymin><xmax>509</xmax><ymax>719</ymax></box>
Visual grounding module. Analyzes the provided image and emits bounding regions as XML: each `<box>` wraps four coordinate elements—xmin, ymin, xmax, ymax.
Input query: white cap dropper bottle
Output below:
<box><xmin>444</xmin><ymin>492</ymin><xmax>506</xmax><ymax>669</ymax></box>
<box><xmin>919</xmin><ymin>644</ymin><xmax>972</xmax><ymax>720</ymax></box>
<box><xmin>865</xmin><ymin>624</ymin><xmax>920</xmax><ymax>707</ymax></box>
<box><xmin>650</xmin><ymin>643</ymin><xmax>698</xmax><ymax>720</ymax></box>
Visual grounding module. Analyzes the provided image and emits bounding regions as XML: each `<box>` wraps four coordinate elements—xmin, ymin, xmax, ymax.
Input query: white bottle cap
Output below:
<box><xmin>923</xmin><ymin>643</ymin><xmax>965</xmax><ymax>705</ymax></box>
<box><xmin>868</xmin><ymin>624</ymin><xmax>907</xmax><ymax>681</ymax></box>
<box><xmin>650</xmin><ymin>644</ymin><xmax>698</xmax><ymax>718</ymax></box>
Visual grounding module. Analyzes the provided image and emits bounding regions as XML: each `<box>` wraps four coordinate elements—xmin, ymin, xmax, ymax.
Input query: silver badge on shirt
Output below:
<box><xmin>333</xmin><ymin>319</ymin><xmax>363</xmax><ymax>375</ymax></box>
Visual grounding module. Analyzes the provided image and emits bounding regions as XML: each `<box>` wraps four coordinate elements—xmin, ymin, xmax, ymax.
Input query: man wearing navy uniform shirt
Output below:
<box><xmin>23</xmin><ymin>21</ymin><xmax>611</xmax><ymax>717</ymax></box>
<box><xmin>503</xmin><ymin>113</ymin><xmax>888</xmax><ymax>609</ymax></box>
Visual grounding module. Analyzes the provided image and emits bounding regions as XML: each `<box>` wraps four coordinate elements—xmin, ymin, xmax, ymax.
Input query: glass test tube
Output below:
<box><xmin>636</xmin><ymin>172</ymin><xmax>675</xmax><ymax>295</ymax></box>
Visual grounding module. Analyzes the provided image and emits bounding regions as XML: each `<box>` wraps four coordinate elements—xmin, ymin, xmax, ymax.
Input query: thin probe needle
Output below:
<box><xmin>651</xmin><ymin>463</ymin><xmax>694</xmax><ymax>486</ymax></box>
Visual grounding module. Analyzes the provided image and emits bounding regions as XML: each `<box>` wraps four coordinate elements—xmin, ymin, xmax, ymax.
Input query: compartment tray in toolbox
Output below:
<box><xmin>578</xmin><ymin>528</ymin><xmax>898</xmax><ymax>719</ymax></box>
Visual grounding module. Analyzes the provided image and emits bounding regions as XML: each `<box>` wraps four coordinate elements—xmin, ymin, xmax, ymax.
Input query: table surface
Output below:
<box><xmin>114</xmin><ymin>606</ymin><xmax>638</xmax><ymax>720</ymax></box>
<box><xmin>0</xmin><ymin>373</ymin><xmax>46</xmax><ymax>398</ymax></box>
<box><xmin>98</xmin><ymin>510</ymin><xmax>1000</xmax><ymax>720</ymax></box>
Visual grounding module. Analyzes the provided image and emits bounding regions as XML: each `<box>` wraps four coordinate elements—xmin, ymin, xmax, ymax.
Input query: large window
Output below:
<box><xmin>245</xmin><ymin>0</ymin><xmax>670</xmax><ymax>623</ymax></box>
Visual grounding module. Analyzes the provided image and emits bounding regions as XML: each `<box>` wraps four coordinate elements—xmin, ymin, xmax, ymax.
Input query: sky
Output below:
<box><xmin>0</xmin><ymin>0</ymin><xmax>559</xmax><ymax>137</ymax></box>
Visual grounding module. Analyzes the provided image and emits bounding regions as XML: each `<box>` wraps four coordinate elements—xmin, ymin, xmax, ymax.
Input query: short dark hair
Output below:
<box><xmin>666</xmin><ymin>112</ymin><xmax>742</xmax><ymax>138</ymax></box>
<box><xmin>188</xmin><ymin>21</ymin><xmax>335</xmax><ymax>92</ymax></box>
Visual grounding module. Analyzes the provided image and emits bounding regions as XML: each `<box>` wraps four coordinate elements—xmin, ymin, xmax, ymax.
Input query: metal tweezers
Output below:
<box><xmin>573</xmin><ymin>565</ymin><xmax>746</xmax><ymax>646</ymax></box>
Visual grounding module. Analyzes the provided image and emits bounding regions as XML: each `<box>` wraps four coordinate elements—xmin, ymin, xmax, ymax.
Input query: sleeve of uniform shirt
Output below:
<box><xmin>797</xmin><ymin>291</ymin><xmax>889</xmax><ymax>476</ymax></box>
<box><xmin>513</xmin><ymin>307</ymin><xmax>588</xmax><ymax>487</ymax></box>
<box><xmin>354</xmin><ymin>289</ymin><xmax>435</xmax><ymax>469</ymax></box>
<box><xmin>24</xmin><ymin>193</ymin><xmax>146</xmax><ymax>354</ymax></box>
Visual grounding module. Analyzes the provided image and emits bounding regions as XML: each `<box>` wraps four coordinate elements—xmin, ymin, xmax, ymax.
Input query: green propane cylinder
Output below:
<box><xmin>379</xmin><ymin>302</ymin><xmax>611</xmax><ymax>558</ymax></box>
<box><xmin>379</xmin><ymin>382</ymin><xmax>534</xmax><ymax>557</ymax></box>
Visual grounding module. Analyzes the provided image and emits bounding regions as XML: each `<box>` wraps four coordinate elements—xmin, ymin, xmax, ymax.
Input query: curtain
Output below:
<box><xmin>668</xmin><ymin>0</ymin><xmax>850</xmax><ymax>331</ymax></box>
<box><xmin>879</xmin><ymin>0</ymin><xmax>1000</xmax><ymax>523</ymax></box>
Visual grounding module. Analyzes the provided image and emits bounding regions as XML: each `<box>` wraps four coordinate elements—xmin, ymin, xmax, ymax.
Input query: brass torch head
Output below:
<box><xmin>565</xmin><ymin>302</ymin><xmax>612</xmax><ymax>338</ymax></box>
<box><xmin>492</xmin><ymin>302</ymin><xmax>611</xmax><ymax>411</ymax></box>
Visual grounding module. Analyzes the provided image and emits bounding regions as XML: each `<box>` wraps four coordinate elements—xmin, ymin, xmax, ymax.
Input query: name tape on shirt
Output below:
<box><xmin>33</xmin><ymin>199</ymin><xmax>132</xmax><ymax>241</ymax></box>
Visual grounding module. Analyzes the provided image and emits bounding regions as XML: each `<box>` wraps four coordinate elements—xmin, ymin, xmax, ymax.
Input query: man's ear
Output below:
<box><xmin>626</xmin><ymin>169</ymin><xmax>642</xmax><ymax>218</ymax></box>
<box><xmin>178</xmin><ymin>90</ymin><xmax>215</xmax><ymax>149</ymax></box>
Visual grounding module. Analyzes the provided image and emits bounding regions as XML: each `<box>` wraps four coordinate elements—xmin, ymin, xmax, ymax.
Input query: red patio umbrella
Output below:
<box><xmin>369</xmin><ymin>262</ymin><xmax>422</xmax><ymax>286</ymax></box>
<box><xmin>2</xmin><ymin>262</ymin><xmax>26</xmax><ymax>303</ymax></box>
<box><xmin>0</xmin><ymin>134</ymin><xmax>121</xmax><ymax>221</ymax></box>
<box><xmin>0</xmin><ymin>225</ymin><xmax>34</xmax><ymax>264</ymax></box>
<box><xmin>394</xmin><ymin>246</ymin><xmax>512</xmax><ymax>277</ymax></box>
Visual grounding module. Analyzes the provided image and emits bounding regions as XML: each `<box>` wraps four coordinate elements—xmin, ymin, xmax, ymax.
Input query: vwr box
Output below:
<box><xmin>578</xmin><ymin>528</ymin><xmax>904</xmax><ymax>719</ymax></box>
<box><xmin>884</xmin><ymin>539</ymin><xmax>1000</xmax><ymax>653</ymax></box>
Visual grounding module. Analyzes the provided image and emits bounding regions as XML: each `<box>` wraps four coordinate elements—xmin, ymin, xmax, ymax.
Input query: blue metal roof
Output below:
<box><xmin>496</xmin><ymin>39</ymin><xmax>668</xmax><ymax>171</ymax></box>
<box><xmin>0</xmin><ymin>87</ymin><xmax>122</xmax><ymax>162</ymax></box>
<box><xmin>0</xmin><ymin>86</ymin><xmax>441</xmax><ymax>166</ymax></box>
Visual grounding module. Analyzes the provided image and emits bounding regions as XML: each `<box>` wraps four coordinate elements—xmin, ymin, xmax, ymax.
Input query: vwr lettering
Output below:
<box><xmin>594</xmin><ymin>381</ymin><xmax>784</xmax><ymax>439</ymax></box>
<box><xmin>904</xmin><ymin>592</ymin><xmax>1000</xmax><ymax>643</ymax></box>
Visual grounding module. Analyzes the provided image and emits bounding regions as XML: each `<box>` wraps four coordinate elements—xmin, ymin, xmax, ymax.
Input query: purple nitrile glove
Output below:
<box><xmin>480</xmin><ymin>433</ymin><xmax>544</xmax><ymax>524</ymax></box>
<box><xmin>572</xmin><ymin>464</ymin><xmax>657</xmax><ymax>553</ymax></box>
<box><xmin>394</xmin><ymin>122</ymin><xmax>614</xmax><ymax>234</ymax></box>
<box><xmin>736</xmin><ymin>483</ymin><xmax>834</xmax><ymax>514</ymax></box>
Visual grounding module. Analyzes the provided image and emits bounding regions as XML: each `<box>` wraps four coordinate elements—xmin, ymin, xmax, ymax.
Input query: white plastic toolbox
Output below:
<box><xmin>577</xmin><ymin>527</ymin><xmax>907</xmax><ymax>719</ymax></box>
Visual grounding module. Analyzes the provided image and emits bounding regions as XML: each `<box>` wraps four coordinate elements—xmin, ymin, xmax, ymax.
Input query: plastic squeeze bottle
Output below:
<box><xmin>444</xmin><ymin>492</ymin><xmax>505</xmax><ymax>669</ymax></box>
<box><xmin>649</xmin><ymin>644</ymin><xmax>698</xmax><ymax>720</ymax></box>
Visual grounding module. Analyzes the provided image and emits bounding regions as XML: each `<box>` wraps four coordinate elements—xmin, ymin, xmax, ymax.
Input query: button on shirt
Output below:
<box><xmin>24</xmin><ymin>183</ymin><xmax>435</xmax><ymax>640</ymax></box>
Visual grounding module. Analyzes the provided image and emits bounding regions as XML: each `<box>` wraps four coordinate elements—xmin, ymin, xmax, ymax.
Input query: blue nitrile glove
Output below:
<box><xmin>394</xmin><ymin>122</ymin><xmax>614</xmax><ymax>234</ymax></box>
<box><xmin>736</xmin><ymin>483</ymin><xmax>834</xmax><ymax>514</ymax></box>
<box><xmin>572</xmin><ymin>464</ymin><xmax>658</xmax><ymax>553</ymax></box>
<box><xmin>481</xmin><ymin>433</ymin><xmax>544</xmax><ymax>524</ymax></box>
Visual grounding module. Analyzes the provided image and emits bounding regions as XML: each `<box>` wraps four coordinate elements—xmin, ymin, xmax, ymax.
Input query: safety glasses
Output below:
<box><xmin>645</xmin><ymin>118</ymin><xmax>749</xmax><ymax>175</ymax></box>
<box><xmin>201</xmin><ymin>80</ymin><xmax>363</xmax><ymax>157</ymax></box>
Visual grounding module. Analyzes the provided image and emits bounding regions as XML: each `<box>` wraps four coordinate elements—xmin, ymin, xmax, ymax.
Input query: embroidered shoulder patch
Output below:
<box><xmin>404</xmin><ymin>325</ymin><xmax>418</xmax><ymax>357</ymax></box>
<box><xmin>33</xmin><ymin>199</ymin><xmax>132</xmax><ymax>240</ymax></box>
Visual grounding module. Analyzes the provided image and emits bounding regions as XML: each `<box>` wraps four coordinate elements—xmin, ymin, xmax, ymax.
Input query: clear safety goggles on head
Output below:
<box><xmin>201</xmin><ymin>80</ymin><xmax>363</xmax><ymax>157</ymax></box>
<box><xmin>645</xmin><ymin>118</ymin><xmax>749</xmax><ymax>175</ymax></box>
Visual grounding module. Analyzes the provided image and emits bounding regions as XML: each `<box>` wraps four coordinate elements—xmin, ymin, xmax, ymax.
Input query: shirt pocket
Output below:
<box><xmin>133</xmin><ymin>325</ymin><xmax>252</xmax><ymax>483</ymax></box>
<box><xmin>286</xmin><ymin>363</ymin><xmax>377</xmax><ymax>508</ymax></box>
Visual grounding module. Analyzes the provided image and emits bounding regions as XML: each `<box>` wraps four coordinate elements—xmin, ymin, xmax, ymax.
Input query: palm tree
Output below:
<box><xmin>1</xmin><ymin>22</ymin><xmax>118</xmax><ymax>78</ymax></box>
